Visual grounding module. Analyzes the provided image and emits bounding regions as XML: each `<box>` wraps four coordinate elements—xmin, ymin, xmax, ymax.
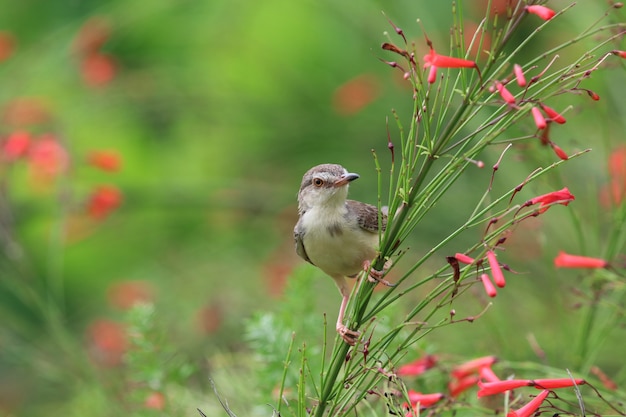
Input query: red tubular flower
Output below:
<box><xmin>550</xmin><ymin>142</ymin><xmax>569</xmax><ymax>160</ymax></box>
<box><xmin>480</xmin><ymin>273</ymin><xmax>497</xmax><ymax>297</ymax></box>
<box><xmin>427</xmin><ymin>65</ymin><xmax>438</xmax><ymax>84</ymax></box>
<box><xmin>454</xmin><ymin>253</ymin><xmax>475</xmax><ymax>265</ymax></box>
<box><xmin>479</xmin><ymin>365</ymin><xmax>501</xmax><ymax>383</ymax></box>
<box><xmin>486</xmin><ymin>251</ymin><xmax>506</xmax><ymax>288</ymax></box>
<box><xmin>452</xmin><ymin>356</ymin><xmax>498</xmax><ymax>379</ymax></box>
<box><xmin>449</xmin><ymin>375</ymin><xmax>479</xmax><ymax>397</ymax></box>
<box><xmin>477</xmin><ymin>379</ymin><xmax>532</xmax><ymax>397</ymax></box>
<box><xmin>528</xmin><ymin>187</ymin><xmax>575</xmax><ymax>210</ymax></box>
<box><xmin>397</xmin><ymin>354</ymin><xmax>437</xmax><ymax>376</ymax></box>
<box><xmin>525</xmin><ymin>5</ymin><xmax>556</xmax><ymax>21</ymax></box>
<box><xmin>554</xmin><ymin>251</ymin><xmax>608</xmax><ymax>269</ymax></box>
<box><xmin>495</xmin><ymin>81</ymin><xmax>516</xmax><ymax>104</ymax></box>
<box><xmin>513</xmin><ymin>64</ymin><xmax>526</xmax><ymax>87</ymax></box>
<box><xmin>530</xmin><ymin>378</ymin><xmax>586</xmax><ymax>389</ymax></box>
<box><xmin>531</xmin><ymin>107</ymin><xmax>547</xmax><ymax>129</ymax></box>
<box><xmin>2</xmin><ymin>131</ymin><xmax>31</xmax><ymax>161</ymax></box>
<box><xmin>407</xmin><ymin>390</ymin><xmax>445</xmax><ymax>407</ymax></box>
<box><xmin>507</xmin><ymin>390</ymin><xmax>550</xmax><ymax>417</ymax></box>
<box><xmin>540</xmin><ymin>104</ymin><xmax>566</xmax><ymax>124</ymax></box>
<box><xmin>423</xmin><ymin>48</ymin><xmax>477</xmax><ymax>69</ymax></box>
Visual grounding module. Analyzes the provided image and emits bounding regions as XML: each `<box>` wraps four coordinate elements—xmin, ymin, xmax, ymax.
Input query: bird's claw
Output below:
<box><xmin>363</xmin><ymin>260</ymin><xmax>395</xmax><ymax>287</ymax></box>
<box><xmin>337</xmin><ymin>324</ymin><xmax>360</xmax><ymax>345</ymax></box>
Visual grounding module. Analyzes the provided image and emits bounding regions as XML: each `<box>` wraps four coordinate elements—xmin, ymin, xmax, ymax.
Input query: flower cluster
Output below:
<box><xmin>397</xmin><ymin>353</ymin><xmax>591</xmax><ymax>417</ymax></box>
<box><xmin>479</xmin><ymin>377</ymin><xmax>585</xmax><ymax>417</ymax></box>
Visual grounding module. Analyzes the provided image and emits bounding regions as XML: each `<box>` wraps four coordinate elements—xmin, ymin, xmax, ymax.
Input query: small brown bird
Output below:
<box><xmin>294</xmin><ymin>163</ymin><xmax>388</xmax><ymax>345</ymax></box>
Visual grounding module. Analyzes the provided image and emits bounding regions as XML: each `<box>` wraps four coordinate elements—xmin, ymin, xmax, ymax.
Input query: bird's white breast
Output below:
<box><xmin>300</xmin><ymin>205</ymin><xmax>379</xmax><ymax>278</ymax></box>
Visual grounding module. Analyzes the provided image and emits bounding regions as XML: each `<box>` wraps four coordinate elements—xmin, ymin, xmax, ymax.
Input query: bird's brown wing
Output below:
<box><xmin>347</xmin><ymin>200</ymin><xmax>387</xmax><ymax>233</ymax></box>
<box><xmin>293</xmin><ymin>221</ymin><xmax>314</xmax><ymax>265</ymax></box>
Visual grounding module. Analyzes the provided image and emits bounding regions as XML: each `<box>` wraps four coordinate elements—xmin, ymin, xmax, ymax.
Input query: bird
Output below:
<box><xmin>294</xmin><ymin>163</ymin><xmax>389</xmax><ymax>345</ymax></box>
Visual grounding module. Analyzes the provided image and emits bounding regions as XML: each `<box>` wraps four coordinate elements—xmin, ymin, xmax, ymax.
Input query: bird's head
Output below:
<box><xmin>297</xmin><ymin>163</ymin><xmax>359</xmax><ymax>213</ymax></box>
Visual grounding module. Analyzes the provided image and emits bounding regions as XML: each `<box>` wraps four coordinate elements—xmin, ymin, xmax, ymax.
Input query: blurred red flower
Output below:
<box><xmin>404</xmin><ymin>390</ymin><xmax>444</xmax><ymax>415</ymax></box>
<box><xmin>81</xmin><ymin>53</ymin><xmax>116</xmax><ymax>87</ymax></box>
<box><xmin>107</xmin><ymin>280</ymin><xmax>154</xmax><ymax>310</ymax></box>
<box><xmin>144</xmin><ymin>391</ymin><xmax>166</xmax><ymax>410</ymax></box>
<box><xmin>601</xmin><ymin>146</ymin><xmax>626</xmax><ymax>206</ymax></box>
<box><xmin>448</xmin><ymin>374</ymin><xmax>479</xmax><ymax>397</ymax></box>
<box><xmin>451</xmin><ymin>355</ymin><xmax>497</xmax><ymax>379</ymax></box>
<box><xmin>554</xmin><ymin>251</ymin><xmax>608</xmax><ymax>269</ymax></box>
<box><xmin>3</xmin><ymin>97</ymin><xmax>51</xmax><ymax>127</ymax></box>
<box><xmin>195</xmin><ymin>303</ymin><xmax>223</xmax><ymax>335</ymax></box>
<box><xmin>87</xmin><ymin>184</ymin><xmax>122</xmax><ymax>219</ymax></box>
<box><xmin>1</xmin><ymin>131</ymin><xmax>31</xmax><ymax>161</ymax></box>
<box><xmin>88</xmin><ymin>149</ymin><xmax>122</xmax><ymax>172</ymax></box>
<box><xmin>27</xmin><ymin>134</ymin><xmax>69</xmax><ymax>183</ymax></box>
<box><xmin>73</xmin><ymin>16</ymin><xmax>111</xmax><ymax>56</ymax></box>
<box><xmin>397</xmin><ymin>354</ymin><xmax>437</xmax><ymax>376</ymax></box>
<box><xmin>0</xmin><ymin>31</ymin><xmax>15</xmax><ymax>63</ymax></box>
<box><xmin>332</xmin><ymin>74</ymin><xmax>380</xmax><ymax>115</ymax></box>
<box><xmin>86</xmin><ymin>319</ymin><xmax>127</xmax><ymax>367</ymax></box>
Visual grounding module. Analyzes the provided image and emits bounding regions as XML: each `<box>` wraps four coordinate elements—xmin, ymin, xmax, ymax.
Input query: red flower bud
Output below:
<box><xmin>495</xmin><ymin>81</ymin><xmax>516</xmax><ymax>104</ymax></box>
<box><xmin>525</xmin><ymin>5</ymin><xmax>556</xmax><ymax>21</ymax></box>
<box><xmin>454</xmin><ymin>253</ymin><xmax>475</xmax><ymax>264</ymax></box>
<box><xmin>540</xmin><ymin>104</ymin><xmax>566</xmax><ymax>124</ymax></box>
<box><xmin>550</xmin><ymin>142</ymin><xmax>569</xmax><ymax>160</ymax></box>
<box><xmin>427</xmin><ymin>65</ymin><xmax>437</xmax><ymax>84</ymax></box>
<box><xmin>486</xmin><ymin>251</ymin><xmax>506</xmax><ymax>288</ymax></box>
<box><xmin>531</xmin><ymin>107</ymin><xmax>547</xmax><ymax>129</ymax></box>
<box><xmin>480</xmin><ymin>273</ymin><xmax>497</xmax><ymax>298</ymax></box>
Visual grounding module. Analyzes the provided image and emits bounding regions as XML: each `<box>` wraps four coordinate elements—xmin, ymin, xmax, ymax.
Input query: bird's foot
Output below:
<box><xmin>363</xmin><ymin>259</ymin><xmax>394</xmax><ymax>287</ymax></box>
<box><xmin>337</xmin><ymin>324</ymin><xmax>360</xmax><ymax>346</ymax></box>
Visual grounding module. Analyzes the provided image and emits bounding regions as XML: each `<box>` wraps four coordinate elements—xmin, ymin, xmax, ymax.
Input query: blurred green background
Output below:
<box><xmin>0</xmin><ymin>0</ymin><xmax>624</xmax><ymax>415</ymax></box>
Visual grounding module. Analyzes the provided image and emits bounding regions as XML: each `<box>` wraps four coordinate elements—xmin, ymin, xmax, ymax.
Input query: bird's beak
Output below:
<box><xmin>334</xmin><ymin>173</ymin><xmax>360</xmax><ymax>187</ymax></box>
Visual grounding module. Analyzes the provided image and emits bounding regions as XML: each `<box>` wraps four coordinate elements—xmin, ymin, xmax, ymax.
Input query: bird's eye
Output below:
<box><xmin>312</xmin><ymin>178</ymin><xmax>324</xmax><ymax>187</ymax></box>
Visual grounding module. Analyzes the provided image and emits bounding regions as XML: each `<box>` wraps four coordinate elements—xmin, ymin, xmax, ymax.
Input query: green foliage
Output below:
<box><xmin>245</xmin><ymin>266</ymin><xmax>325</xmax><ymax>395</ymax></box>
<box><xmin>0</xmin><ymin>0</ymin><xmax>624</xmax><ymax>415</ymax></box>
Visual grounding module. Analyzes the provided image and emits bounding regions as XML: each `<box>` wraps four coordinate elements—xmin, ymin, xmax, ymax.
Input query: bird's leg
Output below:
<box><xmin>333</xmin><ymin>277</ymin><xmax>360</xmax><ymax>345</ymax></box>
<box><xmin>363</xmin><ymin>259</ymin><xmax>394</xmax><ymax>287</ymax></box>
